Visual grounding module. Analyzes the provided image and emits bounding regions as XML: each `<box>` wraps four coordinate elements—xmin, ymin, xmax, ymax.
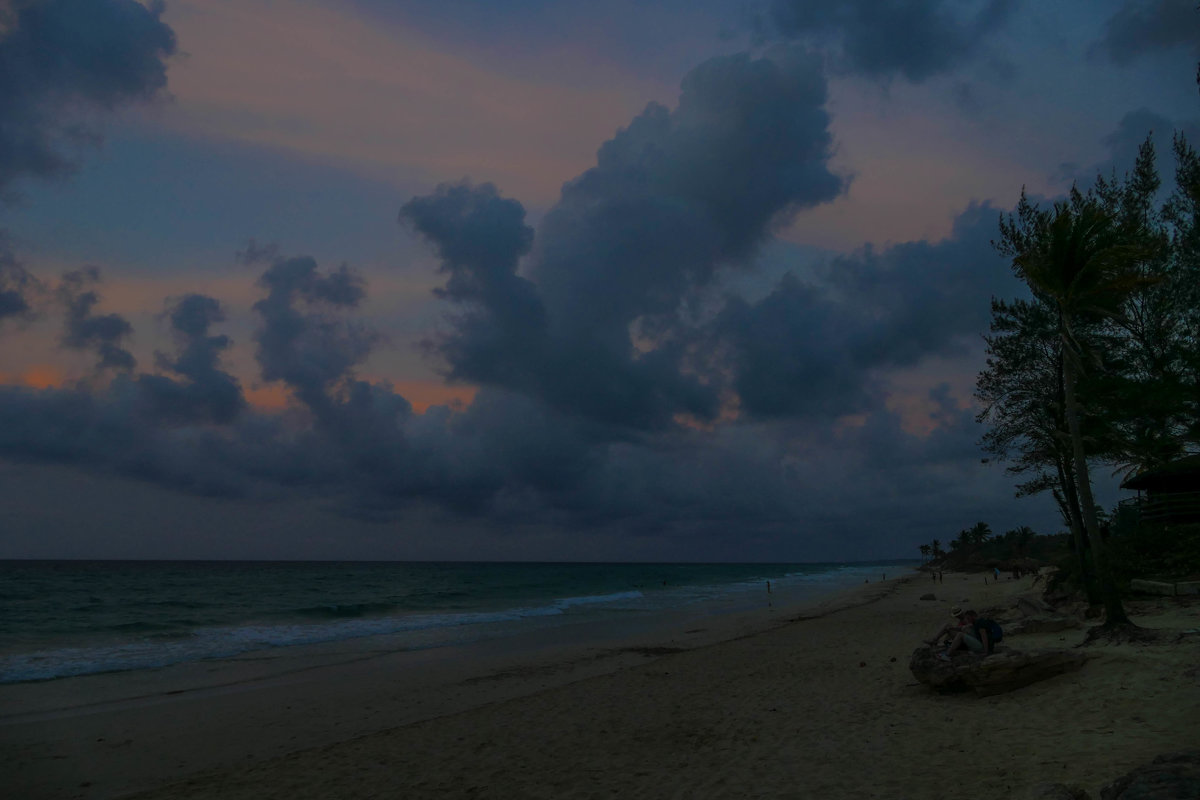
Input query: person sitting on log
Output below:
<box><xmin>924</xmin><ymin>607</ymin><xmax>968</xmax><ymax>647</ymax></box>
<box><xmin>970</xmin><ymin>611</ymin><xmax>1003</xmax><ymax>655</ymax></box>
<box><xmin>938</xmin><ymin>610</ymin><xmax>1002</xmax><ymax>660</ymax></box>
<box><xmin>938</xmin><ymin>610</ymin><xmax>982</xmax><ymax>660</ymax></box>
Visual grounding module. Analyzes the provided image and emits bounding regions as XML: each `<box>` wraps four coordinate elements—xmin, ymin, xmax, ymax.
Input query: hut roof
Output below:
<box><xmin>1121</xmin><ymin>454</ymin><xmax>1200</xmax><ymax>492</ymax></box>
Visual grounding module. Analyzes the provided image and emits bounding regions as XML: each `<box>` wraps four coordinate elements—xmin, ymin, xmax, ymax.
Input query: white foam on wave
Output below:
<box><xmin>0</xmin><ymin>588</ymin><xmax>651</xmax><ymax>683</ymax></box>
<box><xmin>554</xmin><ymin>590</ymin><xmax>644</xmax><ymax>609</ymax></box>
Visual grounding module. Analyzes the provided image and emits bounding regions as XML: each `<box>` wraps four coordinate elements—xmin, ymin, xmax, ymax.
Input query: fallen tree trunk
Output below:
<box><xmin>909</xmin><ymin>646</ymin><xmax>1088</xmax><ymax>696</ymax></box>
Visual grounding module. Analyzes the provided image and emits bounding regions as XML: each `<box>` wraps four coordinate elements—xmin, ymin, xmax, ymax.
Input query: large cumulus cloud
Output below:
<box><xmin>0</xmin><ymin>39</ymin><xmax>1039</xmax><ymax>554</ymax></box>
<box><xmin>713</xmin><ymin>201</ymin><xmax>1009</xmax><ymax>418</ymax></box>
<box><xmin>405</xmin><ymin>48</ymin><xmax>846</xmax><ymax>430</ymax></box>
<box><xmin>252</xmin><ymin>255</ymin><xmax>377</xmax><ymax>426</ymax></box>
<box><xmin>0</xmin><ymin>0</ymin><xmax>176</xmax><ymax>194</ymax></box>
<box><xmin>137</xmin><ymin>294</ymin><xmax>245</xmax><ymax>425</ymax></box>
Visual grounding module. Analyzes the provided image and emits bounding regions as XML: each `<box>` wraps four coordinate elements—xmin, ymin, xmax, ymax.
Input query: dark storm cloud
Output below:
<box><xmin>136</xmin><ymin>294</ymin><xmax>245</xmax><ymax>424</ymax></box>
<box><xmin>1055</xmin><ymin>109</ymin><xmax>1200</xmax><ymax>191</ymax></box>
<box><xmin>0</xmin><ymin>0</ymin><xmax>176</xmax><ymax>194</ymax></box>
<box><xmin>0</xmin><ymin>236</ymin><xmax>39</xmax><ymax>322</ymax></box>
<box><xmin>401</xmin><ymin>181</ymin><xmax>545</xmax><ymax>390</ymax></box>
<box><xmin>767</xmin><ymin>0</ymin><xmax>1017</xmax><ymax>82</ymax></box>
<box><xmin>58</xmin><ymin>267</ymin><xmax>136</xmax><ymax>372</ymax></box>
<box><xmin>252</xmin><ymin>255</ymin><xmax>377</xmax><ymax>425</ymax></box>
<box><xmin>406</xmin><ymin>48</ymin><xmax>845</xmax><ymax>430</ymax></box>
<box><xmin>0</xmin><ymin>32</ymin><xmax>1036</xmax><ymax>552</ymax></box>
<box><xmin>0</xmin><ymin>254</ymin><xmax>374</xmax><ymax>499</ymax></box>
<box><xmin>1093</xmin><ymin>0</ymin><xmax>1200</xmax><ymax>65</ymax></box>
<box><xmin>714</xmin><ymin>202</ymin><xmax>1010</xmax><ymax>418</ymax></box>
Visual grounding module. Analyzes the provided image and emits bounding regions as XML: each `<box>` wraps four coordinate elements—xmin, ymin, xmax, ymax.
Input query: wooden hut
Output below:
<box><xmin>1120</xmin><ymin>454</ymin><xmax>1200</xmax><ymax>524</ymax></box>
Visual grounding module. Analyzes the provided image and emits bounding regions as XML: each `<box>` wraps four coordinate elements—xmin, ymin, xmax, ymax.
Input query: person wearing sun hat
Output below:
<box><xmin>923</xmin><ymin>606</ymin><xmax>968</xmax><ymax>647</ymax></box>
<box><xmin>937</xmin><ymin>610</ymin><xmax>992</xmax><ymax>661</ymax></box>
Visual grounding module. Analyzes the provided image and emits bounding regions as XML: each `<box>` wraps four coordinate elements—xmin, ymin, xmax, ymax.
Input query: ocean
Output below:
<box><xmin>0</xmin><ymin>559</ymin><xmax>914</xmax><ymax>684</ymax></box>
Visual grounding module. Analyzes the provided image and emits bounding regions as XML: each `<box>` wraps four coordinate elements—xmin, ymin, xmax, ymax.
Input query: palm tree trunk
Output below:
<box><xmin>1055</xmin><ymin>456</ymin><xmax>1099</xmax><ymax>603</ymax></box>
<box><xmin>1054</xmin><ymin>353</ymin><xmax>1098</xmax><ymax>603</ymax></box>
<box><xmin>1062</xmin><ymin>356</ymin><xmax>1131</xmax><ymax>626</ymax></box>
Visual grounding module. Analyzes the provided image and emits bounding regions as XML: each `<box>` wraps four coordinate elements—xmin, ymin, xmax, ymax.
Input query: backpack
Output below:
<box><xmin>981</xmin><ymin>619</ymin><xmax>1003</xmax><ymax>642</ymax></box>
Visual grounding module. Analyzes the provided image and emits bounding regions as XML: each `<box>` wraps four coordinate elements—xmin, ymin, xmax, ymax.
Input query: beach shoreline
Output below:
<box><xmin>4</xmin><ymin>569</ymin><xmax>1198</xmax><ymax>799</ymax></box>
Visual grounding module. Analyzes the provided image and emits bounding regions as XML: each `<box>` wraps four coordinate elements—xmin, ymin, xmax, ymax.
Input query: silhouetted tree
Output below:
<box><xmin>996</xmin><ymin>187</ymin><xmax>1153</xmax><ymax>627</ymax></box>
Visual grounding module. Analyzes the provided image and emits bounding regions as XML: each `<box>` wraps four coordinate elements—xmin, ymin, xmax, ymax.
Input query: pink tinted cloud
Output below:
<box><xmin>782</xmin><ymin>81</ymin><xmax>1059</xmax><ymax>252</ymax></box>
<box><xmin>158</xmin><ymin>0</ymin><xmax>667</xmax><ymax>205</ymax></box>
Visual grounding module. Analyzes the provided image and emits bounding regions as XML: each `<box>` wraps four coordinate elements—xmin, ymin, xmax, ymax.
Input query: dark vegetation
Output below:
<box><xmin>924</xmin><ymin>133</ymin><xmax>1200</xmax><ymax>625</ymax></box>
<box><xmin>919</xmin><ymin>524</ymin><xmax>1069</xmax><ymax>574</ymax></box>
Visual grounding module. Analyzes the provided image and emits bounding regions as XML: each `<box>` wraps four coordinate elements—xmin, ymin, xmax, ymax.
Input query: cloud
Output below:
<box><xmin>252</xmin><ymin>254</ymin><xmax>377</xmax><ymax>425</ymax></box>
<box><xmin>0</xmin><ymin>0</ymin><xmax>176</xmax><ymax>194</ymax></box>
<box><xmin>766</xmin><ymin>0</ymin><xmax>1017</xmax><ymax>82</ymax></box>
<box><xmin>0</xmin><ymin>196</ymin><xmax>1027</xmax><ymax>552</ymax></box>
<box><xmin>1055</xmin><ymin>109</ymin><xmax>1200</xmax><ymax>190</ymax></box>
<box><xmin>713</xmin><ymin>201</ymin><xmax>1010</xmax><ymax>418</ymax></box>
<box><xmin>136</xmin><ymin>294</ymin><xmax>245</xmax><ymax>424</ymax></box>
<box><xmin>400</xmin><ymin>181</ymin><xmax>544</xmax><ymax>392</ymax></box>
<box><xmin>0</xmin><ymin>36</ymin><xmax>1042</xmax><ymax>554</ymax></box>
<box><xmin>406</xmin><ymin>48</ymin><xmax>846</xmax><ymax>430</ymax></box>
<box><xmin>57</xmin><ymin>267</ymin><xmax>136</xmax><ymax>372</ymax></box>
<box><xmin>0</xmin><ymin>235</ymin><xmax>40</xmax><ymax>323</ymax></box>
<box><xmin>1093</xmin><ymin>1</ymin><xmax>1200</xmax><ymax>65</ymax></box>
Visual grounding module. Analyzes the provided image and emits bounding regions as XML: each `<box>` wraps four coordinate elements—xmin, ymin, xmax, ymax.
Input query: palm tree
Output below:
<box><xmin>919</xmin><ymin>544</ymin><xmax>931</xmax><ymax>562</ymax></box>
<box><xmin>1003</xmin><ymin>525</ymin><xmax>1037</xmax><ymax>559</ymax></box>
<box><xmin>1000</xmin><ymin>189</ymin><xmax>1153</xmax><ymax>627</ymax></box>
<box><xmin>931</xmin><ymin>538</ymin><xmax>942</xmax><ymax>558</ymax></box>
<box><xmin>978</xmin><ymin>297</ymin><xmax>1098</xmax><ymax>600</ymax></box>
<box><xmin>968</xmin><ymin>521</ymin><xmax>992</xmax><ymax>546</ymax></box>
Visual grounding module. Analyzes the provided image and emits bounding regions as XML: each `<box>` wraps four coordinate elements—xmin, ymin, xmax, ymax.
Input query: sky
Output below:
<box><xmin>0</xmin><ymin>0</ymin><xmax>1196</xmax><ymax>562</ymax></box>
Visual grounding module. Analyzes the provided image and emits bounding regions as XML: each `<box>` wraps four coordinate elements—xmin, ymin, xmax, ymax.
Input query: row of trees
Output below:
<box><xmin>976</xmin><ymin>134</ymin><xmax>1200</xmax><ymax>628</ymax></box>
<box><xmin>918</xmin><ymin>523</ymin><xmax>1038</xmax><ymax>562</ymax></box>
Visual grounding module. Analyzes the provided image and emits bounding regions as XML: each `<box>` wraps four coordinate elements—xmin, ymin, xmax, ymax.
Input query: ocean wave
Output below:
<box><xmin>0</xmin><ymin>590</ymin><xmax>651</xmax><ymax>683</ymax></box>
<box><xmin>285</xmin><ymin>602</ymin><xmax>401</xmax><ymax>619</ymax></box>
<box><xmin>0</xmin><ymin>563</ymin><xmax>912</xmax><ymax>684</ymax></box>
<box><xmin>554</xmin><ymin>590</ymin><xmax>644</xmax><ymax>609</ymax></box>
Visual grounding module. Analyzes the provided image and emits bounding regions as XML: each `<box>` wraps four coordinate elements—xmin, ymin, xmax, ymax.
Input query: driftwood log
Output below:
<box><xmin>1100</xmin><ymin>751</ymin><xmax>1200</xmax><ymax>800</ymax></box>
<box><xmin>1003</xmin><ymin>615</ymin><xmax>1083</xmax><ymax>635</ymax></box>
<box><xmin>1025</xmin><ymin>784</ymin><xmax>1091</xmax><ymax>800</ymax></box>
<box><xmin>909</xmin><ymin>645</ymin><xmax>1087</xmax><ymax>696</ymax></box>
<box><xmin>1025</xmin><ymin>751</ymin><xmax>1200</xmax><ymax>800</ymax></box>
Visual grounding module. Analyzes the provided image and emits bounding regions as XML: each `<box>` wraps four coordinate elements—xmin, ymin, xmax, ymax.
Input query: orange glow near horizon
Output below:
<box><xmin>243</xmin><ymin>380</ymin><xmax>476</xmax><ymax>414</ymax></box>
<box><xmin>244</xmin><ymin>384</ymin><xmax>292</xmax><ymax>411</ymax></box>
<box><xmin>0</xmin><ymin>365</ymin><xmax>67</xmax><ymax>390</ymax></box>
<box><xmin>1</xmin><ymin>367</ymin><xmax>474</xmax><ymax>417</ymax></box>
<box><xmin>21</xmin><ymin>365</ymin><xmax>65</xmax><ymax>389</ymax></box>
<box><xmin>389</xmin><ymin>380</ymin><xmax>476</xmax><ymax>413</ymax></box>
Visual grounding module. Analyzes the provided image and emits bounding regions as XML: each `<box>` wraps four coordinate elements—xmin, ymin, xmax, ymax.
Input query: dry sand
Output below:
<box><xmin>3</xmin><ymin>571</ymin><xmax>1198</xmax><ymax>800</ymax></box>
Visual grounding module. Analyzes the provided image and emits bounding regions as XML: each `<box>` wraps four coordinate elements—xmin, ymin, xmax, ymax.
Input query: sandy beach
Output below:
<box><xmin>4</xmin><ymin>570</ymin><xmax>1198</xmax><ymax>800</ymax></box>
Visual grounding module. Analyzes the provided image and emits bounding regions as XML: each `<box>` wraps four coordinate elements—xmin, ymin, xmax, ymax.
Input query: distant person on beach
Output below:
<box><xmin>925</xmin><ymin>607</ymin><xmax>967</xmax><ymax>648</ymax></box>
<box><xmin>993</xmin><ymin>567</ymin><xmax>1000</xmax><ymax>581</ymax></box>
